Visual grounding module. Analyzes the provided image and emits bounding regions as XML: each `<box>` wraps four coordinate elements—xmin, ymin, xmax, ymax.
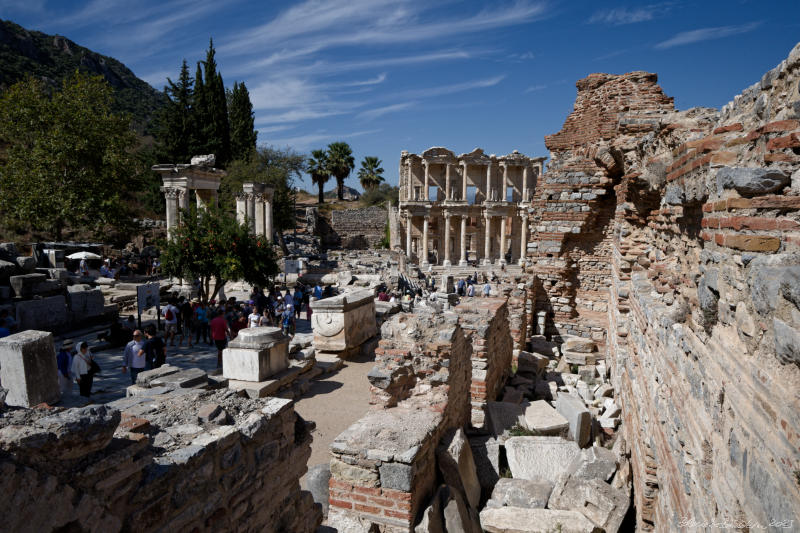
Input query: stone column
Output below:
<box><xmin>163</xmin><ymin>187</ymin><xmax>180</xmax><ymax>239</ymax></box>
<box><xmin>445</xmin><ymin>163</ymin><xmax>451</xmax><ymax>201</ymax></box>
<box><xmin>265</xmin><ymin>193</ymin><xmax>274</xmax><ymax>242</ymax></box>
<box><xmin>502</xmin><ymin>163</ymin><xmax>509</xmax><ymax>202</ymax></box>
<box><xmin>246</xmin><ymin>193</ymin><xmax>256</xmax><ymax>233</ymax></box>
<box><xmin>522</xmin><ymin>166</ymin><xmax>529</xmax><ymax>203</ymax></box>
<box><xmin>406</xmin><ymin>214</ymin><xmax>413</xmax><ymax>258</ymax></box>
<box><xmin>462</xmin><ymin>163</ymin><xmax>468</xmax><ymax>201</ymax></box>
<box><xmin>499</xmin><ymin>216</ymin><xmax>507</xmax><ymax>265</ymax></box>
<box><xmin>484</xmin><ymin>214</ymin><xmax>492</xmax><ymax>265</ymax></box>
<box><xmin>422</xmin><ymin>216</ymin><xmax>429</xmax><ymax>267</ymax></box>
<box><xmin>459</xmin><ymin>215</ymin><xmax>468</xmax><ymax>266</ymax></box>
<box><xmin>236</xmin><ymin>193</ymin><xmax>248</xmax><ymax>226</ymax></box>
<box><xmin>443</xmin><ymin>212</ymin><xmax>452</xmax><ymax>267</ymax></box>
<box><xmin>255</xmin><ymin>194</ymin><xmax>266</xmax><ymax>236</ymax></box>
<box><xmin>177</xmin><ymin>188</ymin><xmax>189</xmax><ymax>218</ymax></box>
<box><xmin>423</xmin><ymin>161</ymin><xmax>430</xmax><ymax>201</ymax></box>
<box><xmin>519</xmin><ymin>211</ymin><xmax>528</xmax><ymax>266</ymax></box>
<box><xmin>485</xmin><ymin>165</ymin><xmax>492</xmax><ymax>202</ymax></box>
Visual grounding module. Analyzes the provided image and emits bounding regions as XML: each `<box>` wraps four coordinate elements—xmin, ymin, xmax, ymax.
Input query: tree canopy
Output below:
<box><xmin>0</xmin><ymin>72</ymin><xmax>138</xmax><ymax>240</ymax></box>
<box><xmin>307</xmin><ymin>149</ymin><xmax>330</xmax><ymax>204</ymax></box>
<box><xmin>228</xmin><ymin>81</ymin><xmax>257</xmax><ymax>162</ymax></box>
<box><xmin>357</xmin><ymin>156</ymin><xmax>385</xmax><ymax>191</ymax></box>
<box><xmin>326</xmin><ymin>141</ymin><xmax>354</xmax><ymax>201</ymax></box>
<box><xmin>160</xmin><ymin>203</ymin><xmax>278</xmax><ymax>304</ymax></box>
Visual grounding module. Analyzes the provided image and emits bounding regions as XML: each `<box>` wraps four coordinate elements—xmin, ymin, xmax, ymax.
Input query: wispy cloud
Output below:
<box><xmin>508</xmin><ymin>51</ymin><xmax>536</xmax><ymax>61</ymax></box>
<box><xmin>267</xmin><ymin>129</ymin><xmax>382</xmax><ymax>153</ymax></box>
<box><xmin>588</xmin><ymin>4</ymin><xmax>672</xmax><ymax>25</ymax></box>
<box><xmin>655</xmin><ymin>21</ymin><xmax>761</xmax><ymax>49</ymax></box>
<box><xmin>398</xmin><ymin>75</ymin><xmax>505</xmax><ymax>99</ymax></box>
<box><xmin>357</xmin><ymin>102</ymin><xmax>415</xmax><ymax>121</ymax></box>
<box><xmin>524</xmin><ymin>84</ymin><xmax>547</xmax><ymax>93</ymax></box>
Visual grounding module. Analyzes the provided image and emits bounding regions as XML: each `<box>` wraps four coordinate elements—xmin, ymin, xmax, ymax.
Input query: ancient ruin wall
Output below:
<box><xmin>535</xmin><ymin>44</ymin><xmax>800</xmax><ymax>530</ymax></box>
<box><xmin>330</xmin><ymin>206</ymin><xmax>389</xmax><ymax>249</ymax></box>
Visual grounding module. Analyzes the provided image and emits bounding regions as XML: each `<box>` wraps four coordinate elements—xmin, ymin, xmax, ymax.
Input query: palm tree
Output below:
<box><xmin>307</xmin><ymin>149</ymin><xmax>330</xmax><ymax>204</ymax></box>
<box><xmin>357</xmin><ymin>156</ymin><xmax>385</xmax><ymax>191</ymax></box>
<box><xmin>326</xmin><ymin>141</ymin><xmax>355</xmax><ymax>200</ymax></box>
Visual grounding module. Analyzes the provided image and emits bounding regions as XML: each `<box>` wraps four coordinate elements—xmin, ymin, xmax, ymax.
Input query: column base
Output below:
<box><xmin>443</xmin><ymin>259</ymin><xmax>452</xmax><ymax>267</ymax></box>
<box><xmin>459</xmin><ymin>259</ymin><xmax>468</xmax><ymax>267</ymax></box>
<box><xmin>483</xmin><ymin>258</ymin><xmax>493</xmax><ymax>266</ymax></box>
<box><xmin>497</xmin><ymin>258</ymin><xmax>507</xmax><ymax>266</ymax></box>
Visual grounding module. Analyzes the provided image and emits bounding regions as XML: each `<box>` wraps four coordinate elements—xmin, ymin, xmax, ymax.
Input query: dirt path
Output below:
<box><xmin>294</xmin><ymin>351</ymin><xmax>375</xmax><ymax>479</ymax></box>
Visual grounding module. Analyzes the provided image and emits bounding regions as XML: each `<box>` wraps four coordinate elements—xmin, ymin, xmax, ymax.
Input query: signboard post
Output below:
<box><xmin>136</xmin><ymin>282</ymin><xmax>161</xmax><ymax>330</ymax></box>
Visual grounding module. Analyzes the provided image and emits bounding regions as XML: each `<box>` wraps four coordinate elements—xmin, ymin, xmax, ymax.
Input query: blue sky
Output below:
<box><xmin>3</xmin><ymin>0</ymin><xmax>799</xmax><ymax>192</ymax></box>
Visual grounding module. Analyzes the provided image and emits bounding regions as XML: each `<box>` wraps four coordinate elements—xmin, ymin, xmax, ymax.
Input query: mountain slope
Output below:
<box><xmin>0</xmin><ymin>19</ymin><xmax>165</xmax><ymax>130</ymax></box>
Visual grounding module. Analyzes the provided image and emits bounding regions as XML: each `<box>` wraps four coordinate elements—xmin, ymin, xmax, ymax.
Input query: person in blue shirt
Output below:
<box><xmin>313</xmin><ymin>284</ymin><xmax>323</xmax><ymax>300</ymax></box>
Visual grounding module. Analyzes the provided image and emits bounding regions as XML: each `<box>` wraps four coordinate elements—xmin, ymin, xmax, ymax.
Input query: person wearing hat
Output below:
<box><xmin>123</xmin><ymin>330</ymin><xmax>146</xmax><ymax>385</ymax></box>
<box><xmin>56</xmin><ymin>340</ymin><xmax>74</xmax><ymax>396</ymax></box>
<box><xmin>70</xmin><ymin>341</ymin><xmax>94</xmax><ymax>401</ymax></box>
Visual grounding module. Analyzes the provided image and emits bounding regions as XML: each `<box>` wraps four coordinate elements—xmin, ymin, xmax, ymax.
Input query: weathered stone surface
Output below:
<box><xmin>773</xmin><ymin>318</ymin><xmax>800</xmax><ymax>366</ymax></box>
<box><xmin>562</xmin><ymin>336</ymin><xmax>596</xmax><ymax>353</ymax></box>
<box><xmin>469</xmin><ymin>435</ymin><xmax>500</xmax><ymax>498</ymax></box>
<box><xmin>14</xmin><ymin>295</ymin><xmax>69</xmax><ymax>332</ymax></box>
<box><xmin>522</xmin><ymin>400</ymin><xmax>569</xmax><ymax>436</ymax></box>
<box><xmin>136</xmin><ymin>365</ymin><xmax>180</xmax><ymax>386</ymax></box>
<box><xmin>485</xmin><ymin>478</ymin><xmax>553</xmax><ymax>509</ymax></box>
<box><xmin>311</xmin><ymin>289</ymin><xmax>377</xmax><ymax>353</ymax></box>
<box><xmin>479</xmin><ymin>507</ymin><xmax>598</xmax><ymax>533</ymax></box>
<box><xmin>0</xmin><ymin>330</ymin><xmax>60</xmax><ymax>407</ymax></box>
<box><xmin>565</xmin><ymin>446</ymin><xmax>618</xmax><ymax>482</ymax></box>
<box><xmin>223</xmin><ymin>327</ymin><xmax>289</xmax><ymax>381</ymax></box>
<box><xmin>9</xmin><ymin>273</ymin><xmax>46</xmax><ymax>298</ymax></box>
<box><xmin>379</xmin><ymin>461</ymin><xmax>413</xmax><ymax>491</ymax></box>
<box><xmin>486</xmin><ymin>401</ymin><xmax>524</xmax><ymax>437</ymax></box>
<box><xmin>716</xmin><ymin>166</ymin><xmax>789</xmax><ymax>197</ymax></box>
<box><xmin>150</xmin><ymin>368</ymin><xmax>207</xmax><ymax>388</ymax></box>
<box><xmin>549</xmin><ymin>477</ymin><xmax>629</xmax><ymax>532</ymax></box>
<box><xmin>505</xmin><ymin>436</ymin><xmax>580</xmax><ymax>484</ymax></box>
<box><xmin>555</xmin><ymin>393</ymin><xmax>592</xmax><ymax>447</ymax></box>
<box><xmin>436</xmin><ymin>428</ymin><xmax>481</xmax><ymax>509</ymax></box>
<box><xmin>306</xmin><ymin>463</ymin><xmax>331</xmax><ymax>516</ymax></box>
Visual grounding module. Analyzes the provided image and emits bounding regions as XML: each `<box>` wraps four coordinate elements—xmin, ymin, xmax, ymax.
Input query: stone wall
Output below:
<box><xmin>532</xmin><ymin>42</ymin><xmax>800</xmax><ymax>530</ymax></box>
<box><xmin>330</xmin><ymin>206</ymin><xmax>389</xmax><ymax>249</ymax></box>
<box><xmin>0</xmin><ymin>386</ymin><xmax>321</xmax><ymax>532</ymax></box>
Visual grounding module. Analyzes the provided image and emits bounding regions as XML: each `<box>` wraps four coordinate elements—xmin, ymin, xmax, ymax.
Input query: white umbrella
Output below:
<box><xmin>67</xmin><ymin>251</ymin><xmax>102</xmax><ymax>260</ymax></box>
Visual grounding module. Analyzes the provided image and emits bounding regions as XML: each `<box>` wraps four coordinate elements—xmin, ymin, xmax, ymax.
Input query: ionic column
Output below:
<box><xmin>255</xmin><ymin>194</ymin><xmax>266</xmax><ymax>236</ymax></box>
<box><xmin>423</xmin><ymin>161</ymin><xmax>430</xmax><ymax>201</ymax></box>
<box><xmin>499</xmin><ymin>216</ymin><xmax>507</xmax><ymax>265</ymax></box>
<box><xmin>264</xmin><ymin>193</ymin><xmax>274</xmax><ymax>242</ymax></box>
<box><xmin>462</xmin><ymin>163</ymin><xmax>468</xmax><ymax>201</ymax></box>
<box><xmin>522</xmin><ymin>166</ymin><xmax>529</xmax><ymax>203</ymax></box>
<box><xmin>485</xmin><ymin>165</ymin><xmax>492</xmax><ymax>202</ymax></box>
<box><xmin>443</xmin><ymin>212</ymin><xmax>452</xmax><ymax>267</ymax></box>
<box><xmin>502</xmin><ymin>163</ymin><xmax>509</xmax><ymax>202</ymax></box>
<box><xmin>422</xmin><ymin>216</ymin><xmax>429</xmax><ymax>266</ymax></box>
<box><xmin>406</xmin><ymin>214</ymin><xmax>413</xmax><ymax>258</ymax></box>
<box><xmin>445</xmin><ymin>163</ymin><xmax>451</xmax><ymax>201</ymax></box>
<box><xmin>459</xmin><ymin>215</ymin><xmax>468</xmax><ymax>266</ymax></box>
<box><xmin>246</xmin><ymin>193</ymin><xmax>256</xmax><ymax>233</ymax></box>
<box><xmin>484</xmin><ymin>214</ymin><xmax>492</xmax><ymax>265</ymax></box>
<box><xmin>519</xmin><ymin>212</ymin><xmax>528</xmax><ymax>266</ymax></box>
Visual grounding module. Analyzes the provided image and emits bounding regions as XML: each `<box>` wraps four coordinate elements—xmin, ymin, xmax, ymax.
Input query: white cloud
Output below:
<box><xmin>397</xmin><ymin>75</ymin><xmax>505</xmax><ymax>99</ymax></box>
<box><xmin>357</xmin><ymin>102</ymin><xmax>415</xmax><ymax>121</ymax></box>
<box><xmin>524</xmin><ymin>84</ymin><xmax>547</xmax><ymax>93</ymax></box>
<box><xmin>588</xmin><ymin>4</ymin><xmax>672</xmax><ymax>25</ymax></box>
<box><xmin>655</xmin><ymin>21</ymin><xmax>761</xmax><ymax>49</ymax></box>
<box><xmin>266</xmin><ymin>129</ymin><xmax>382</xmax><ymax>151</ymax></box>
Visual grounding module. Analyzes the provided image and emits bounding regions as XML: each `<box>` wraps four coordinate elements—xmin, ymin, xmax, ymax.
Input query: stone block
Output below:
<box><xmin>522</xmin><ymin>400</ymin><xmax>569</xmax><ymax>436</ymax></box>
<box><xmin>562</xmin><ymin>350</ymin><xmax>597</xmax><ymax>365</ymax></box>
<box><xmin>14</xmin><ymin>295</ymin><xmax>70</xmax><ymax>332</ymax></box>
<box><xmin>716</xmin><ymin>166</ymin><xmax>789</xmax><ymax>197</ymax></box>
<box><xmin>437</xmin><ymin>428</ymin><xmax>481</xmax><ymax>508</ymax></box>
<box><xmin>565</xmin><ymin>446</ymin><xmax>618</xmax><ymax>482</ymax></box>
<box><xmin>485</xmin><ymin>478</ymin><xmax>553</xmax><ymax>509</ymax></box>
<box><xmin>0</xmin><ymin>330</ymin><xmax>60</xmax><ymax>407</ymax></box>
<box><xmin>136</xmin><ymin>364</ymin><xmax>180</xmax><ymax>386</ymax></box>
<box><xmin>555</xmin><ymin>393</ymin><xmax>592</xmax><ymax>447</ymax></box>
<box><xmin>306</xmin><ymin>463</ymin><xmax>331</xmax><ymax>516</ymax></box>
<box><xmin>15</xmin><ymin>256</ymin><xmax>36</xmax><ymax>273</ymax></box>
<box><xmin>223</xmin><ymin>327</ymin><xmax>289</xmax><ymax>381</ymax></box>
<box><xmin>311</xmin><ymin>289</ymin><xmax>377</xmax><ymax>353</ymax></box>
<box><xmin>480</xmin><ymin>507</ymin><xmax>597</xmax><ymax>533</ymax></box>
<box><xmin>67</xmin><ymin>286</ymin><xmax>105</xmax><ymax>318</ymax></box>
<box><xmin>379</xmin><ymin>461</ymin><xmax>414</xmax><ymax>491</ymax></box>
<box><xmin>0</xmin><ymin>260</ymin><xmax>17</xmax><ymax>284</ymax></box>
<box><xmin>548</xmin><ymin>477</ymin><xmax>629</xmax><ymax>532</ymax></box>
<box><xmin>150</xmin><ymin>368</ymin><xmax>207</xmax><ymax>388</ymax></box>
<box><xmin>486</xmin><ymin>401</ymin><xmax>524</xmax><ymax>437</ymax></box>
<box><xmin>773</xmin><ymin>318</ymin><xmax>800</xmax><ymax>366</ymax></box>
<box><xmin>9</xmin><ymin>273</ymin><xmax>47</xmax><ymax>298</ymax></box>
<box><xmin>469</xmin><ymin>435</ymin><xmax>500</xmax><ymax>498</ymax></box>
<box><xmin>505</xmin><ymin>436</ymin><xmax>580</xmax><ymax>484</ymax></box>
<box><xmin>517</xmin><ymin>350</ymin><xmax>549</xmax><ymax>376</ymax></box>
<box><xmin>562</xmin><ymin>336</ymin><xmax>596</xmax><ymax>353</ymax></box>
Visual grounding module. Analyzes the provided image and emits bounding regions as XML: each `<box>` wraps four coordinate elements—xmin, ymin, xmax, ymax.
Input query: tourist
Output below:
<box><xmin>209</xmin><ymin>311</ymin><xmax>230</xmax><ymax>368</ymax></box>
<box><xmin>151</xmin><ymin>257</ymin><xmax>161</xmax><ymax>275</ymax></box>
<box><xmin>99</xmin><ymin>260</ymin><xmax>114</xmax><ymax>278</ymax></box>
<box><xmin>194</xmin><ymin>301</ymin><xmax>210</xmax><ymax>344</ymax></box>
<box><xmin>293</xmin><ymin>287</ymin><xmax>303</xmax><ymax>319</ymax></box>
<box><xmin>248</xmin><ymin>306</ymin><xmax>262</xmax><ymax>328</ymax></box>
<box><xmin>389</xmin><ymin>293</ymin><xmax>397</xmax><ymax>304</ymax></box>
<box><xmin>457</xmin><ymin>278</ymin><xmax>466</xmax><ymax>296</ymax></box>
<box><xmin>281</xmin><ymin>305</ymin><xmax>294</xmax><ymax>336</ymax></box>
<box><xmin>162</xmin><ymin>299</ymin><xmax>179</xmax><ymax>346</ymax></box>
<box><xmin>302</xmin><ymin>287</ymin><xmax>310</xmax><ymax>321</ymax></box>
<box><xmin>122</xmin><ymin>330</ymin><xmax>146</xmax><ymax>385</ymax></box>
<box><xmin>71</xmin><ymin>341</ymin><xmax>94</xmax><ymax>402</ymax></box>
<box><xmin>178</xmin><ymin>297</ymin><xmax>194</xmax><ymax>348</ymax></box>
<box><xmin>56</xmin><ymin>339</ymin><xmax>74</xmax><ymax>396</ymax></box>
<box><xmin>231</xmin><ymin>313</ymin><xmax>248</xmax><ymax>339</ymax></box>
<box><xmin>377</xmin><ymin>289</ymin><xmax>389</xmax><ymax>302</ymax></box>
<box><xmin>79</xmin><ymin>257</ymin><xmax>90</xmax><ymax>277</ymax></box>
<box><xmin>140</xmin><ymin>325</ymin><xmax>166</xmax><ymax>368</ymax></box>
<box><xmin>482</xmin><ymin>281</ymin><xmax>491</xmax><ymax>297</ymax></box>
<box><xmin>313</xmin><ymin>283</ymin><xmax>323</xmax><ymax>300</ymax></box>
<box><xmin>466</xmin><ymin>282</ymin><xmax>475</xmax><ymax>297</ymax></box>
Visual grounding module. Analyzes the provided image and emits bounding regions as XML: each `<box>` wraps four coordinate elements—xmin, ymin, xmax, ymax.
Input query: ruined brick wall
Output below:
<box><xmin>455</xmin><ymin>297</ymin><xmax>513</xmax><ymax>429</ymax></box>
<box><xmin>330</xmin><ymin>206</ymin><xmax>389</xmax><ymax>249</ymax></box>
<box><xmin>542</xmin><ymin>43</ymin><xmax>800</xmax><ymax>530</ymax></box>
<box><xmin>0</xmin><ymin>391</ymin><xmax>321</xmax><ymax>532</ymax></box>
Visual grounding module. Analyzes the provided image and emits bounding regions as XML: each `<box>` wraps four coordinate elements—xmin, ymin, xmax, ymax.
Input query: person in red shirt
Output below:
<box><xmin>209</xmin><ymin>310</ymin><xmax>230</xmax><ymax>368</ymax></box>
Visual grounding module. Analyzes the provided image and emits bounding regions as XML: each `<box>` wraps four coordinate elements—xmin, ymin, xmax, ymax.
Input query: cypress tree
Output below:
<box><xmin>199</xmin><ymin>39</ymin><xmax>231</xmax><ymax>166</ymax></box>
<box><xmin>193</xmin><ymin>61</ymin><xmax>206</xmax><ymax>156</ymax></box>
<box><xmin>158</xmin><ymin>59</ymin><xmax>194</xmax><ymax>163</ymax></box>
<box><xmin>228</xmin><ymin>81</ymin><xmax>257</xmax><ymax>162</ymax></box>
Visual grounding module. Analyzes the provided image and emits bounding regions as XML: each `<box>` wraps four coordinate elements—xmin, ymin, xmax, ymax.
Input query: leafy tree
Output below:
<box><xmin>326</xmin><ymin>141</ymin><xmax>354</xmax><ymax>200</ymax></box>
<box><xmin>357</xmin><ymin>156</ymin><xmax>385</xmax><ymax>191</ymax></box>
<box><xmin>307</xmin><ymin>149</ymin><xmax>331</xmax><ymax>204</ymax></box>
<box><xmin>157</xmin><ymin>59</ymin><xmax>195</xmax><ymax>163</ymax></box>
<box><xmin>228</xmin><ymin>81</ymin><xmax>257</xmax><ymax>162</ymax></box>
<box><xmin>222</xmin><ymin>146</ymin><xmax>306</xmax><ymax>253</ymax></box>
<box><xmin>196</xmin><ymin>39</ymin><xmax>231</xmax><ymax>166</ymax></box>
<box><xmin>160</xmin><ymin>203</ymin><xmax>278</xmax><ymax>304</ymax></box>
<box><xmin>0</xmin><ymin>72</ymin><xmax>137</xmax><ymax>240</ymax></box>
<box><xmin>360</xmin><ymin>183</ymin><xmax>399</xmax><ymax>207</ymax></box>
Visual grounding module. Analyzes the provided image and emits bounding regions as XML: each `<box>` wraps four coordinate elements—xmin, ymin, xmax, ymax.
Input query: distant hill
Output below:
<box><xmin>0</xmin><ymin>19</ymin><xmax>165</xmax><ymax>131</ymax></box>
<box><xmin>324</xmin><ymin>185</ymin><xmax>361</xmax><ymax>200</ymax></box>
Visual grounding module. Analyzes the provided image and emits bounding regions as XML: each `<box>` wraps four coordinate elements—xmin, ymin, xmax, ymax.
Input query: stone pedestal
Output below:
<box><xmin>311</xmin><ymin>290</ymin><xmax>377</xmax><ymax>358</ymax></box>
<box><xmin>223</xmin><ymin>327</ymin><xmax>289</xmax><ymax>382</ymax></box>
<box><xmin>0</xmin><ymin>330</ymin><xmax>60</xmax><ymax>407</ymax></box>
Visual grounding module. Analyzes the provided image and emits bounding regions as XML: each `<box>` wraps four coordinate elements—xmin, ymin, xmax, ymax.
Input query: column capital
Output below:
<box><xmin>161</xmin><ymin>186</ymin><xmax>183</xmax><ymax>199</ymax></box>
